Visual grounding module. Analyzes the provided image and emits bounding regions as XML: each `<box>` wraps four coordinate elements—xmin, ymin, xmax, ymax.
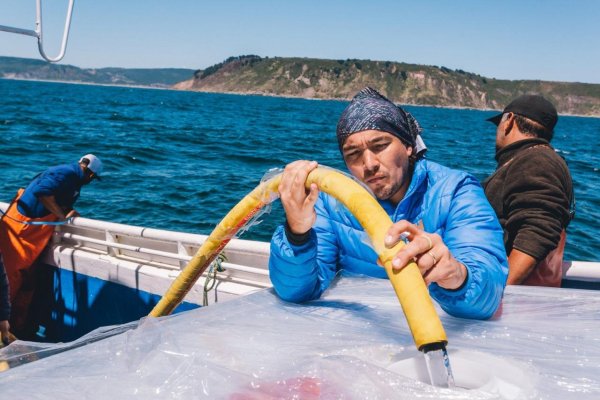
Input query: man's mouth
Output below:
<box><xmin>366</xmin><ymin>175</ymin><xmax>385</xmax><ymax>185</ymax></box>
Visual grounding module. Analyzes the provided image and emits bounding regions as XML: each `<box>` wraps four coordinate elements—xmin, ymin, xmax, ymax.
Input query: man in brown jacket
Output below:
<box><xmin>483</xmin><ymin>95</ymin><xmax>574</xmax><ymax>287</ymax></box>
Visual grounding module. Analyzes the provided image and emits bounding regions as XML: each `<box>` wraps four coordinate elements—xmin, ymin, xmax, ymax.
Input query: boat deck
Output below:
<box><xmin>1</xmin><ymin>276</ymin><xmax>599</xmax><ymax>399</ymax></box>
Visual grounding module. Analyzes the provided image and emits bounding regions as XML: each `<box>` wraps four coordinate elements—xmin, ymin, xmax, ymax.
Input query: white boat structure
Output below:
<box><xmin>2</xmin><ymin>201</ymin><xmax>598</xmax><ymax>343</ymax></box>
<box><xmin>0</xmin><ymin>170</ymin><xmax>598</xmax><ymax>400</ymax></box>
<box><xmin>0</xmin><ymin>217</ymin><xmax>599</xmax><ymax>398</ymax></box>
<box><xmin>48</xmin><ymin>214</ymin><xmax>273</xmax><ymax>306</ymax></box>
<box><xmin>38</xmin><ymin>214</ymin><xmax>600</xmax><ymax>299</ymax></box>
<box><xmin>0</xmin><ymin>201</ymin><xmax>272</xmax><ymax>342</ymax></box>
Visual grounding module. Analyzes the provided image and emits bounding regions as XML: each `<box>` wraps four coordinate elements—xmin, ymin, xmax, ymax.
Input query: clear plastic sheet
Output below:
<box><xmin>1</xmin><ymin>275</ymin><xmax>599</xmax><ymax>399</ymax></box>
<box><xmin>237</xmin><ymin>164</ymin><xmax>374</xmax><ymax>244</ymax></box>
<box><xmin>235</xmin><ymin>167</ymin><xmax>282</xmax><ymax>239</ymax></box>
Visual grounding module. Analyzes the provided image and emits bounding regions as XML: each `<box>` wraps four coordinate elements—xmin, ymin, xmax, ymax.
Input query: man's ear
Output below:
<box><xmin>504</xmin><ymin>113</ymin><xmax>515</xmax><ymax>135</ymax></box>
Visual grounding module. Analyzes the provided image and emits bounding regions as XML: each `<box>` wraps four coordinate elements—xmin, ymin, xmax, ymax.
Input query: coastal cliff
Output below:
<box><xmin>174</xmin><ymin>56</ymin><xmax>600</xmax><ymax>116</ymax></box>
<box><xmin>2</xmin><ymin>55</ymin><xmax>599</xmax><ymax>116</ymax></box>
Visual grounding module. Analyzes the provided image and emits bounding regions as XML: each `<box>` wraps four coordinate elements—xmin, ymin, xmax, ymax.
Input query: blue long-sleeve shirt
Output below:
<box><xmin>17</xmin><ymin>163</ymin><xmax>84</xmax><ymax>218</ymax></box>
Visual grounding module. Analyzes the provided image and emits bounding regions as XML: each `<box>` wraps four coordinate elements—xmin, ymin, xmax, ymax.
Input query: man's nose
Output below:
<box><xmin>363</xmin><ymin>150</ymin><xmax>379</xmax><ymax>172</ymax></box>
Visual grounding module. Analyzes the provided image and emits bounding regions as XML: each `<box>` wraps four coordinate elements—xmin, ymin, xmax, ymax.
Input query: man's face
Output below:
<box><xmin>495</xmin><ymin>113</ymin><xmax>510</xmax><ymax>151</ymax></box>
<box><xmin>82</xmin><ymin>167</ymin><xmax>96</xmax><ymax>185</ymax></box>
<box><xmin>342</xmin><ymin>130</ymin><xmax>413</xmax><ymax>204</ymax></box>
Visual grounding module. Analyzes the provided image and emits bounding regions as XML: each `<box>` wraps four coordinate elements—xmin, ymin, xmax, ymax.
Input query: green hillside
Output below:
<box><xmin>174</xmin><ymin>56</ymin><xmax>600</xmax><ymax>116</ymax></box>
<box><xmin>3</xmin><ymin>55</ymin><xmax>599</xmax><ymax>116</ymax></box>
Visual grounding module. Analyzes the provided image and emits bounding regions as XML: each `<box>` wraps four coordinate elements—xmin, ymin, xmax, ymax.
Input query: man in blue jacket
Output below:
<box><xmin>269</xmin><ymin>87</ymin><xmax>508</xmax><ymax>320</ymax></box>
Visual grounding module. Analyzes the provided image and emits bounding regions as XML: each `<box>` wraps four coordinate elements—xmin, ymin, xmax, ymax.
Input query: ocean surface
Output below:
<box><xmin>1</xmin><ymin>79</ymin><xmax>598</xmax><ymax>261</ymax></box>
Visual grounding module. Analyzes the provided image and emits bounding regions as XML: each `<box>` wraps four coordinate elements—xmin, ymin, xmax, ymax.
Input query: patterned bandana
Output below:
<box><xmin>336</xmin><ymin>87</ymin><xmax>427</xmax><ymax>157</ymax></box>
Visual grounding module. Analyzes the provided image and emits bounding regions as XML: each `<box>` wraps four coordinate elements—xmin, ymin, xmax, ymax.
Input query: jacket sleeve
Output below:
<box><xmin>31</xmin><ymin>171</ymin><xmax>66</xmax><ymax>198</ymax></box>
<box><xmin>504</xmin><ymin>152</ymin><xmax>571</xmax><ymax>260</ymax></box>
<box><xmin>269</xmin><ymin>195</ymin><xmax>339</xmax><ymax>303</ymax></box>
<box><xmin>428</xmin><ymin>176</ymin><xmax>508</xmax><ymax>320</ymax></box>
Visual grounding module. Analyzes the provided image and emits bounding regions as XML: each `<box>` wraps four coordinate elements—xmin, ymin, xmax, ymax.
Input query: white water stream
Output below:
<box><xmin>388</xmin><ymin>348</ymin><xmax>536</xmax><ymax>398</ymax></box>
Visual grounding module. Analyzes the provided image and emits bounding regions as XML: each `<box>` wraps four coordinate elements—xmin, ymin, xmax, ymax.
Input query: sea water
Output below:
<box><xmin>1</xmin><ymin>79</ymin><xmax>598</xmax><ymax>261</ymax></box>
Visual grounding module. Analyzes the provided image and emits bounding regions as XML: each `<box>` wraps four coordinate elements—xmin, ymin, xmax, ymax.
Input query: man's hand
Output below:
<box><xmin>384</xmin><ymin>220</ymin><xmax>467</xmax><ymax>290</ymax></box>
<box><xmin>65</xmin><ymin>209</ymin><xmax>80</xmax><ymax>220</ymax></box>
<box><xmin>506</xmin><ymin>249</ymin><xmax>537</xmax><ymax>284</ymax></box>
<box><xmin>0</xmin><ymin>320</ymin><xmax>10</xmax><ymax>347</ymax></box>
<box><xmin>278</xmin><ymin>160</ymin><xmax>320</xmax><ymax>234</ymax></box>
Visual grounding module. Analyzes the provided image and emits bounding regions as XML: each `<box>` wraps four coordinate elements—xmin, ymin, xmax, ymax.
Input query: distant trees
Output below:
<box><xmin>335</xmin><ymin>59</ymin><xmax>364</xmax><ymax>69</ymax></box>
<box><xmin>199</xmin><ymin>55</ymin><xmax>262</xmax><ymax>79</ymax></box>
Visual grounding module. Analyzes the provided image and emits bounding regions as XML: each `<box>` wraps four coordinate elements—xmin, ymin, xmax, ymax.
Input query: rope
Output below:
<box><xmin>202</xmin><ymin>253</ymin><xmax>227</xmax><ymax>306</ymax></box>
<box><xmin>1</xmin><ymin>190</ymin><xmax>73</xmax><ymax>226</ymax></box>
<box><xmin>0</xmin><ymin>208</ymin><xmax>73</xmax><ymax>226</ymax></box>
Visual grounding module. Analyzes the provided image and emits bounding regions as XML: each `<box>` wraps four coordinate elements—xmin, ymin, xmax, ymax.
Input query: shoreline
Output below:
<box><xmin>175</xmin><ymin>88</ymin><xmax>503</xmax><ymax>113</ymax></box>
<box><xmin>1</xmin><ymin>76</ymin><xmax>172</xmax><ymax>91</ymax></box>
<box><xmin>3</xmin><ymin>77</ymin><xmax>599</xmax><ymax>119</ymax></box>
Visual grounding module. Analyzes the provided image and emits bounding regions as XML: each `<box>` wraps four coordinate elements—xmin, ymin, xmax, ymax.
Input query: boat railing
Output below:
<box><xmin>0</xmin><ymin>202</ymin><xmax>272</xmax><ymax>304</ymax></box>
<box><xmin>41</xmin><ymin>218</ymin><xmax>600</xmax><ymax>292</ymax></box>
<box><xmin>53</xmin><ymin>215</ymin><xmax>271</xmax><ymax>288</ymax></box>
<box><xmin>0</xmin><ymin>202</ymin><xmax>597</xmax><ymax>292</ymax></box>
<box><xmin>561</xmin><ymin>260</ymin><xmax>600</xmax><ymax>290</ymax></box>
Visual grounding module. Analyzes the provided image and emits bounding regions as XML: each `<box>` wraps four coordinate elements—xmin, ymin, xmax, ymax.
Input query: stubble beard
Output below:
<box><xmin>372</xmin><ymin>178</ymin><xmax>403</xmax><ymax>201</ymax></box>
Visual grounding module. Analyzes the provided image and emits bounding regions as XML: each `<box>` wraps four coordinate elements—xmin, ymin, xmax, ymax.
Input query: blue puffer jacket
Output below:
<box><xmin>269</xmin><ymin>159</ymin><xmax>508</xmax><ymax>320</ymax></box>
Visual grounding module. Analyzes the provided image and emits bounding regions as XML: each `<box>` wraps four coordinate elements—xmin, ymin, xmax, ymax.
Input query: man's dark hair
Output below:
<box><xmin>514</xmin><ymin>114</ymin><xmax>554</xmax><ymax>141</ymax></box>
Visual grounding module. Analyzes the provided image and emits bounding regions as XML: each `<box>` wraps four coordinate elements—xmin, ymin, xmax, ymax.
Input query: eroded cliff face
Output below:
<box><xmin>174</xmin><ymin>56</ymin><xmax>600</xmax><ymax>116</ymax></box>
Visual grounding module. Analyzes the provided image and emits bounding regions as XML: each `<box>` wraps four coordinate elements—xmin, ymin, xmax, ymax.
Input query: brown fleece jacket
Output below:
<box><xmin>483</xmin><ymin>138</ymin><xmax>574</xmax><ymax>261</ymax></box>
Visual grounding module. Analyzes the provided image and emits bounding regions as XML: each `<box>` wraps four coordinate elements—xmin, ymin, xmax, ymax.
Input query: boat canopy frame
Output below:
<box><xmin>0</xmin><ymin>0</ymin><xmax>75</xmax><ymax>62</ymax></box>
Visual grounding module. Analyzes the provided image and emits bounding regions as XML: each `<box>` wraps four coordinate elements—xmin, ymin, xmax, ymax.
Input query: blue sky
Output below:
<box><xmin>1</xmin><ymin>0</ymin><xmax>599</xmax><ymax>83</ymax></box>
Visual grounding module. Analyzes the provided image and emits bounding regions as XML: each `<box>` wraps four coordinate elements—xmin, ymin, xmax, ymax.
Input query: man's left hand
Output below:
<box><xmin>65</xmin><ymin>209</ymin><xmax>80</xmax><ymax>220</ymax></box>
<box><xmin>384</xmin><ymin>220</ymin><xmax>467</xmax><ymax>290</ymax></box>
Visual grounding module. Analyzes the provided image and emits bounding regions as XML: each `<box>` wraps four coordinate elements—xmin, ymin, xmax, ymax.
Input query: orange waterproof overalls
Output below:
<box><xmin>0</xmin><ymin>189</ymin><xmax>58</xmax><ymax>330</ymax></box>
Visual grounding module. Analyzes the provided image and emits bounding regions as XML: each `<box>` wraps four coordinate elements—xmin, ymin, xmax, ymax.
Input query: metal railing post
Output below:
<box><xmin>0</xmin><ymin>0</ymin><xmax>75</xmax><ymax>63</ymax></box>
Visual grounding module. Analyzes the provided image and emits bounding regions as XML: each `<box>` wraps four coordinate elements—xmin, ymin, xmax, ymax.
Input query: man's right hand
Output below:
<box><xmin>279</xmin><ymin>160</ymin><xmax>320</xmax><ymax>234</ymax></box>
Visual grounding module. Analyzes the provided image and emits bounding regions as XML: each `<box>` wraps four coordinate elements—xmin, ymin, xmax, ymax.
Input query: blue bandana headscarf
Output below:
<box><xmin>336</xmin><ymin>87</ymin><xmax>427</xmax><ymax>158</ymax></box>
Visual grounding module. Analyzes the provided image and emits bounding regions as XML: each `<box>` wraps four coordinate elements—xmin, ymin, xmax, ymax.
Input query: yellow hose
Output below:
<box><xmin>149</xmin><ymin>167</ymin><xmax>447</xmax><ymax>351</ymax></box>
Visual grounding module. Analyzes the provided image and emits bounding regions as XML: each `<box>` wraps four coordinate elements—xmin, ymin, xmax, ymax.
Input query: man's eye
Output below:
<box><xmin>344</xmin><ymin>151</ymin><xmax>359</xmax><ymax>160</ymax></box>
<box><xmin>372</xmin><ymin>143</ymin><xmax>388</xmax><ymax>152</ymax></box>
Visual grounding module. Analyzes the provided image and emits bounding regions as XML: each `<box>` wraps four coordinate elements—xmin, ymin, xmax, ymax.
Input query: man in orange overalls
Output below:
<box><xmin>0</xmin><ymin>154</ymin><xmax>103</xmax><ymax>337</ymax></box>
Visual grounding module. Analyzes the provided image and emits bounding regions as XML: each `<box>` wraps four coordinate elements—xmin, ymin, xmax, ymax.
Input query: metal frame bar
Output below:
<box><xmin>0</xmin><ymin>0</ymin><xmax>75</xmax><ymax>62</ymax></box>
